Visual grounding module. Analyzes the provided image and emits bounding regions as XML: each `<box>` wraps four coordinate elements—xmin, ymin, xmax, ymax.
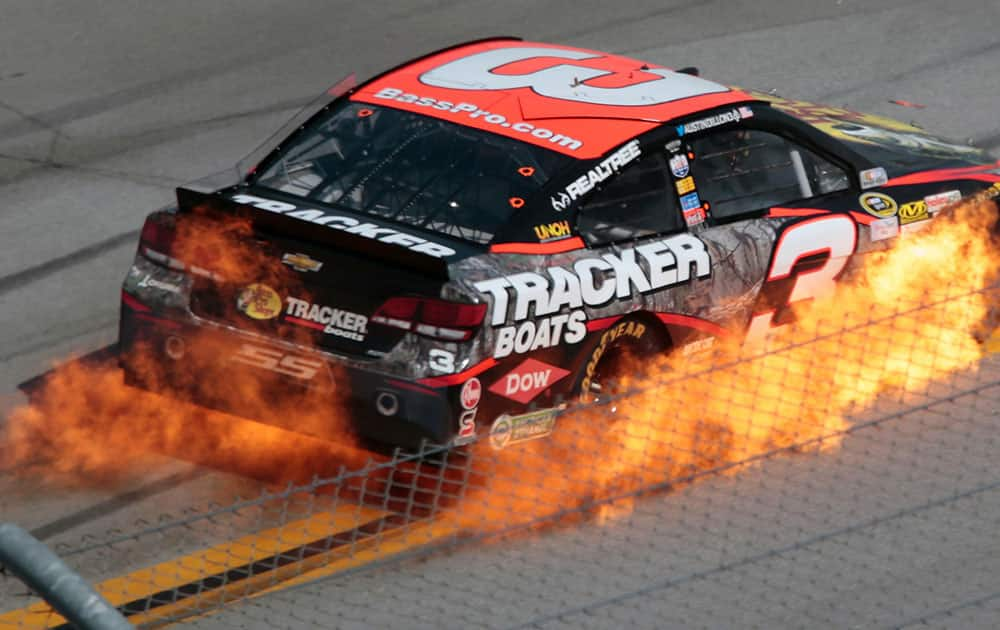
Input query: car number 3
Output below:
<box><xmin>420</xmin><ymin>46</ymin><xmax>728</xmax><ymax>107</ymax></box>
<box><xmin>745</xmin><ymin>215</ymin><xmax>858</xmax><ymax>344</ymax></box>
<box><xmin>428</xmin><ymin>349</ymin><xmax>456</xmax><ymax>373</ymax></box>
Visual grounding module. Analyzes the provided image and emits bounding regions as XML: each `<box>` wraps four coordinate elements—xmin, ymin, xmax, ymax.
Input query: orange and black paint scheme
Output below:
<box><xmin>116</xmin><ymin>37</ymin><xmax>1000</xmax><ymax>453</ymax></box>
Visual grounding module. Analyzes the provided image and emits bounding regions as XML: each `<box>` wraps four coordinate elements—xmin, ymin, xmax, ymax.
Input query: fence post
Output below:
<box><xmin>0</xmin><ymin>523</ymin><xmax>131</xmax><ymax>630</ymax></box>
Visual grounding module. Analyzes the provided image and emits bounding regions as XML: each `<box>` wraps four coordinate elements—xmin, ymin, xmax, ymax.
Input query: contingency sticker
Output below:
<box><xmin>533</xmin><ymin>220</ymin><xmax>573</xmax><ymax>242</ymax></box>
<box><xmin>898</xmin><ymin>200</ymin><xmax>930</xmax><ymax>225</ymax></box>
<box><xmin>680</xmin><ymin>192</ymin><xmax>706</xmax><ymax>226</ymax></box>
<box><xmin>859</xmin><ymin>192</ymin><xmax>898</xmax><ymax>218</ymax></box>
<box><xmin>669</xmin><ymin>153</ymin><xmax>690</xmax><ymax>178</ymax></box>
<box><xmin>924</xmin><ymin>190</ymin><xmax>962</xmax><ymax>213</ymax></box>
<box><xmin>869</xmin><ymin>216</ymin><xmax>899</xmax><ymax>242</ymax></box>
<box><xmin>859</xmin><ymin>167</ymin><xmax>888</xmax><ymax>189</ymax></box>
<box><xmin>489</xmin><ymin>409</ymin><xmax>558</xmax><ymax>450</ymax></box>
<box><xmin>675</xmin><ymin>176</ymin><xmax>696</xmax><ymax>195</ymax></box>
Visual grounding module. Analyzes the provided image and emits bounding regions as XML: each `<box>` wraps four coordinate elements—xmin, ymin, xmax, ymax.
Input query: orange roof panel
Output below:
<box><xmin>351</xmin><ymin>39</ymin><xmax>752</xmax><ymax>158</ymax></box>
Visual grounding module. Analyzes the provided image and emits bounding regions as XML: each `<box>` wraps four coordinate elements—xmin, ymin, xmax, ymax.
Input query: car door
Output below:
<box><xmin>570</xmin><ymin>141</ymin><xmax>720</xmax><ymax>350</ymax></box>
<box><xmin>678</xmin><ymin>119</ymin><xmax>859</xmax><ymax>343</ymax></box>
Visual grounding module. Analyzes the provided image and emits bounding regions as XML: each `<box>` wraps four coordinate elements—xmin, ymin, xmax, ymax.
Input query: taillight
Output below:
<box><xmin>138</xmin><ymin>215</ymin><xmax>178</xmax><ymax>268</ymax></box>
<box><xmin>372</xmin><ymin>297</ymin><xmax>487</xmax><ymax>341</ymax></box>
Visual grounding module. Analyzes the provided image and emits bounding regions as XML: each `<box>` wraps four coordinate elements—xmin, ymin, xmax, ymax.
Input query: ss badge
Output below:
<box><xmin>230</xmin><ymin>344</ymin><xmax>323</xmax><ymax>380</ymax></box>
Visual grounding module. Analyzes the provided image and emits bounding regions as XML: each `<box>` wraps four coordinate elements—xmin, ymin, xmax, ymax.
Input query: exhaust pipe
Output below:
<box><xmin>375</xmin><ymin>391</ymin><xmax>400</xmax><ymax>417</ymax></box>
<box><xmin>164</xmin><ymin>335</ymin><xmax>186</xmax><ymax>360</ymax></box>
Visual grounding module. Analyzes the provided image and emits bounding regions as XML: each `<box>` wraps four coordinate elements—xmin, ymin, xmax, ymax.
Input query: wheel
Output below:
<box><xmin>574</xmin><ymin>316</ymin><xmax>668</xmax><ymax>404</ymax></box>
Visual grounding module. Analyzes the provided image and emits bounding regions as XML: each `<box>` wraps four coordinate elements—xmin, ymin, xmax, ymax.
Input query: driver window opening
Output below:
<box><xmin>689</xmin><ymin>129</ymin><xmax>849</xmax><ymax>220</ymax></box>
<box><xmin>576</xmin><ymin>152</ymin><xmax>685</xmax><ymax>245</ymax></box>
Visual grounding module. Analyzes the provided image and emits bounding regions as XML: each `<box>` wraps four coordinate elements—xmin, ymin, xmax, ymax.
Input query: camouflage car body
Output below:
<box><xmin>119</xmin><ymin>37</ymin><xmax>1000</xmax><ymax>451</ymax></box>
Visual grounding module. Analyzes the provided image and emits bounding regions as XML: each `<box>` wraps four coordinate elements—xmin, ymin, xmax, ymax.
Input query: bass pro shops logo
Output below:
<box><xmin>236</xmin><ymin>284</ymin><xmax>282</xmax><ymax>320</ymax></box>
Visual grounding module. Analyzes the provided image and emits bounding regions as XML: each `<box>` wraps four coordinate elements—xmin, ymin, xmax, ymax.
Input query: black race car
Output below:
<box><xmin>119</xmin><ymin>37</ymin><xmax>1000</xmax><ymax>452</ymax></box>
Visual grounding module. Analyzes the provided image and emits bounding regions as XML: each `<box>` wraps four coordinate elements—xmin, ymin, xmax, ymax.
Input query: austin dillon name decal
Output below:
<box><xmin>475</xmin><ymin>234</ymin><xmax>711</xmax><ymax>358</ymax></box>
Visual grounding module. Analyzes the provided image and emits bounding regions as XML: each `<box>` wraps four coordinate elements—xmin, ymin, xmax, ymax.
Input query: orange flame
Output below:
<box><xmin>2</xmin><ymin>197</ymin><xmax>997</xmax><ymax>535</ymax></box>
<box><xmin>1</xmin><ymin>213</ymin><xmax>366</xmax><ymax>488</ymax></box>
<box><xmin>451</xmin><ymin>197</ymin><xmax>1000</xmax><ymax>530</ymax></box>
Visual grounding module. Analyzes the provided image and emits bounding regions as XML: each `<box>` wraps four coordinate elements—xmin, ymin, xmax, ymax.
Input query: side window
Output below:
<box><xmin>689</xmin><ymin>129</ymin><xmax>849</xmax><ymax>220</ymax></box>
<box><xmin>576</xmin><ymin>152</ymin><xmax>685</xmax><ymax>245</ymax></box>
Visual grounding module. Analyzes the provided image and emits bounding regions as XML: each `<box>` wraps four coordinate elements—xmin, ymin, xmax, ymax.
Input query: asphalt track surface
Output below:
<box><xmin>1</xmin><ymin>1</ymin><xmax>1000</xmax><ymax>628</ymax></box>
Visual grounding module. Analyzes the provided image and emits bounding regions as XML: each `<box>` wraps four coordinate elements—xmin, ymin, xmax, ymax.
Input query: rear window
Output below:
<box><xmin>252</xmin><ymin>101</ymin><xmax>573</xmax><ymax>244</ymax></box>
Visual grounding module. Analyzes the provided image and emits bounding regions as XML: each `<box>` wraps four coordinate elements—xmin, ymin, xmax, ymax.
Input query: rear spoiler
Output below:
<box><xmin>175</xmin><ymin>187</ymin><xmax>476</xmax><ymax>278</ymax></box>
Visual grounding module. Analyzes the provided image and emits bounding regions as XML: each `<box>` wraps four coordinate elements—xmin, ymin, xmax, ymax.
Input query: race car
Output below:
<box><xmin>119</xmin><ymin>36</ymin><xmax>1000</xmax><ymax>452</ymax></box>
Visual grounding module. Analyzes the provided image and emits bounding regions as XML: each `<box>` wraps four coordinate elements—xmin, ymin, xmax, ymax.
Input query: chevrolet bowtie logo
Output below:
<box><xmin>281</xmin><ymin>252</ymin><xmax>323</xmax><ymax>273</ymax></box>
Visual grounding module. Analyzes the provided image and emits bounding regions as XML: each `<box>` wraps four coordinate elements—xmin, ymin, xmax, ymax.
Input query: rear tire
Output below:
<box><xmin>574</xmin><ymin>316</ymin><xmax>668</xmax><ymax>404</ymax></box>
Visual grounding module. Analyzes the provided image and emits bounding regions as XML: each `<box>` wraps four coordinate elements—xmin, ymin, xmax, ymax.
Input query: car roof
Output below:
<box><xmin>350</xmin><ymin>37</ymin><xmax>754</xmax><ymax>159</ymax></box>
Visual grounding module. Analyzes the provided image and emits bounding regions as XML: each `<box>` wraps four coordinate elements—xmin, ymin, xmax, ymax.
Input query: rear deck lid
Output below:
<box><xmin>176</xmin><ymin>187</ymin><xmax>482</xmax><ymax>358</ymax></box>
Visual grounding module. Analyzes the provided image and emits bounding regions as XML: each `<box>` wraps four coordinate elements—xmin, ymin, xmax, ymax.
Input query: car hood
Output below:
<box><xmin>750</xmin><ymin>90</ymin><xmax>995</xmax><ymax>175</ymax></box>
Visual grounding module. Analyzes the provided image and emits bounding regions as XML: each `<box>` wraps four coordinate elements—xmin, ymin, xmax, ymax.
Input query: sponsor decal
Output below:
<box><xmin>859</xmin><ymin>192</ymin><xmax>898</xmax><ymax>218</ymax></box>
<box><xmin>488</xmin><ymin>409</ymin><xmax>558</xmax><ymax>450</ymax></box>
<box><xmin>550</xmin><ymin>140</ymin><xmax>641</xmax><ymax>211</ymax></box>
<box><xmin>551</xmin><ymin>191</ymin><xmax>571</xmax><ymax>212</ymax></box>
<box><xmin>453</xmin><ymin>409</ymin><xmax>477</xmax><ymax>446</ymax></box>
<box><xmin>230</xmin><ymin>194</ymin><xmax>456</xmax><ymax>258</ymax></box>
<box><xmin>682</xmin><ymin>336</ymin><xmax>715</xmax><ymax>357</ymax></box>
<box><xmin>533</xmin><ymin>220</ymin><xmax>572</xmax><ymax>242</ymax></box>
<box><xmin>869</xmin><ymin>216</ymin><xmax>899</xmax><ymax>242</ymax></box>
<box><xmin>284</xmin><ymin>297</ymin><xmax>368</xmax><ymax>341</ymax></box>
<box><xmin>898</xmin><ymin>200</ymin><xmax>930</xmax><ymax>225</ymax></box>
<box><xmin>236</xmin><ymin>283</ymin><xmax>283</xmax><ymax>320</ymax></box>
<box><xmin>676</xmin><ymin>107</ymin><xmax>751</xmax><ymax>137</ymax></box>
<box><xmin>924</xmin><ymin>190</ymin><xmax>961</xmax><ymax>213</ymax></box>
<box><xmin>474</xmin><ymin>234</ymin><xmax>711</xmax><ymax>358</ymax></box>
<box><xmin>281</xmin><ymin>252</ymin><xmax>323</xmax><ymax>273</ymax></box>
<box><xmin>680</xmin><ymin>191</ymin><xmax>706</xmax><ymax>224</ymax></box>
<box><xmin>683</xmin><ymin>206</ymin><xmax>706</xmax><ymax>227</ymax></box>
<box><xmin>230</xmin><ymin>344</ymin><xmax>323</xmax><ymax>380</ymax></box>
<box><xmin>669</xmin><ymin>153</ymin><xmax>690</xmax><ymax>178</ymax></box>
<box><xmin>372</xmin><ymin>87</ymin><xmax>582</xmax><ymax>151</ymax></box>
<box><xmin>488</xmin><ymin>358</ymin><xmax>571</xmax><ymax>404</ymax></box>
<box><xmin>581</xmin><ymin>319</ymin><xmax>649</xmax><ymax>394</ymax></box>
<box><xmin>680</xmin><ymin>192</ymin><xmax>702</xmax><ymax>212</ymax></box>
<box><xmin>859</xmin><ymin>167</ymin><xmax>889</xmax><ymax>189</ymax></box>
<box><xmin>493</xmin><ymin>311</ymin><xmax>587</xmax><ymax>358</ymax></box>
<box><xmin>675</xmin><ymin>176</ymin><xmax>696</xmax><ymax>195</ymax></box>
<box><xmin>460</xmin><ymin>377</ymin><xmax>482</xmax><ymax>410</ymax></box>
<box><xmin>137</xmin><ymin>274</ymin><xmax>181</xmax><ymax>293</ymax></box>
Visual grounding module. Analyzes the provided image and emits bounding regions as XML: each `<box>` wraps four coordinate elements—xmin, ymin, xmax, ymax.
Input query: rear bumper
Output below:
<box><xmin>119</xmin><ymin>298</ymin><xmax>456</xmax><ymax>451</ymax></box>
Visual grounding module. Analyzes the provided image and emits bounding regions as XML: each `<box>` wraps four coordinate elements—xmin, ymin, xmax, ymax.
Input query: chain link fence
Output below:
<box><xmin>2</xmin><ymin>209</ymin><xmax>999</xmax><ymax>628</ymax></box>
